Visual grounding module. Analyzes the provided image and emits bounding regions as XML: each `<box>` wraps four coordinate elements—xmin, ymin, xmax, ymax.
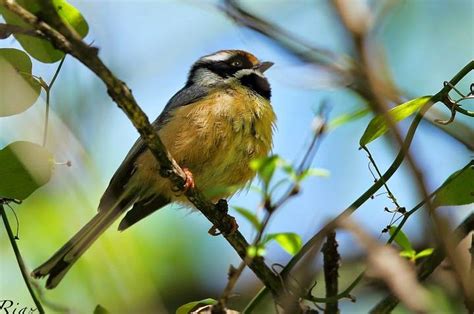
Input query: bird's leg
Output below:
<box><xmin>208</xmin><ymin>199</ymin><xmax>239</xmax><ymax>236</ymax></box>
<box><xmin>170</xmin><ymin>167</ymin><xmax>195</xmax><ymax>195</ymax></box>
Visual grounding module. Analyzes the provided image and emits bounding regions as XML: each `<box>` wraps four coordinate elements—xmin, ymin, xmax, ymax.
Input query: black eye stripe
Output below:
<box><xmin>227</xmin><ymin>55</ymin><xmax>253</xmax><ymax>68</ymax></box>
<box><xmin>187</xmin><ymin>54</ymin><xmax>257</xmax><ymax>83</ymax></box>
<box><xmin>205</xmin><ymin>62</ymin><xmax>236</xmax><ymax>78</ymax></box>
<box><xmin>189</xmin><ymin>57</ymin><xmax>253</xmax><ymax>79</ymax></box>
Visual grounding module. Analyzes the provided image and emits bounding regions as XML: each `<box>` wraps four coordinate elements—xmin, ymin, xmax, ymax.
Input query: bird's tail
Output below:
<box><xmin>31</xmin><ymin>207</ymin><xmax>124</xmax><ymax>289</ymax></box>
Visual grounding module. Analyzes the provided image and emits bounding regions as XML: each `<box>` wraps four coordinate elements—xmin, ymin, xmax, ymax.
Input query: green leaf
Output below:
<box><xmin>263</xmin><ymin>232</ymin><xmax>302</xmax><ymax>255</ymax></box>
<box><xmin>280</xmin><ymin>162</ymin><xmax>296</xmax><ymax>178</ymax></box>
<box><xmin>296</xmin><ymin>168</ymin><xmax>330</xmax><ymax>182</ymax></box>
<box><xmin>0</xmin><ymin>141</ymin><xmax>53</xmax><ymax>200</ymax></box>
<box><xmin>93</xmin><ymin>305</ymin><xmax>109</xmax><ymax>314</ymax></box>
<box><xmin>433</xmin><ymin>162</ymin><xmax>474</xmax><ymax>207</ymax></box>
<box><xmin>415</xmin><ymin>248</ymin><xmax>434</xmax><ymax>260</ymax></box>
<box><xmin>399</xmin><ymin>250</ymin><xmax>416</xmax><ymax>260</ymax></box>
<box><xmin>359</xmin><ymin>96</ymin><xmax>431</xmax><ymax>146</ymax></box>
<box><xmin>176</xmin><ymin>299</ymin><xmax>217</xmax><ymax>314</ymax></box>
<box><xmin>328</xmin><ymin>107</ymin><xmax>371</xmax><ymax>131</ymax></box>
<box><xmin>0</xmin><ymin>0</ymin><xmax>89</xmax><ymax>63</ymax></box>
<box><xmin>249</xmin><ymin>155</ymin><xmax>282</xmax><ymax>190</ymax></box>
<box><xmin>233</xmin><ymin>206</ymin><xmax>262</xmax><ymax>231</ymax></box>
<box><xmin>0</xmin><ymin>48</ymin><xmax>41</xmax><ymax>116</ymax></box>
<box><xmin>389</xmin><ymin>226</ymin><xmax>412</xmax><ymax>251</ymax></box>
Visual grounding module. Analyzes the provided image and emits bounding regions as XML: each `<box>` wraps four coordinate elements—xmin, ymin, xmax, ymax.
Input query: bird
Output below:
<box><xmin>32</xmin><ymin>49</ymin><xmax>276</xmax><ymax>289</ymax></box>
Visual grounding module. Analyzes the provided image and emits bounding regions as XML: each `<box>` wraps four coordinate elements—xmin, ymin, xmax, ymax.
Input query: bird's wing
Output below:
<box><xmin>98</xmin><ymin>83</ymin><xmax>209</xmax><ymax>213</ymax></box>
<box><xmin>117</xmin><ymin>194</ymin><xmax>170</xmax><ymax>231</ymax></box>
<box><xmin>153</xmin><ymin>83</ymin><xmax>210</xmax><ymax>126</ymax></box>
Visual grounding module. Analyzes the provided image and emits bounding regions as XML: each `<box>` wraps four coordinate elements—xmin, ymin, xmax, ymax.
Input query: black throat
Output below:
<box><xmin>239</xmin><ymin>73</ymin><xmax>271</xmax><ymax>100</ymax></box>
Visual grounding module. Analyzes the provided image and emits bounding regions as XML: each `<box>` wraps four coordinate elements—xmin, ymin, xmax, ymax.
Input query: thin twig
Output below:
<box><xmin>322</xmin><ymin>231</ymin><xmax>340</xmax><ymax>313</ymax></box>
<box><xmin>0</xmin><ymin>204</ymin><xmax>44</xmax><ymax>314</ymax></box>
<box><xmin>361</xmin><ymin>146</ymin><xmax>402</xmax><ymax>210</ymax></box>
<box><xmin>42</xmin><ymin>55</ymin><xmax>65</xmax><ymax>146</ymax></box>
<box><xmin>0</xmin><ymin>22</ymin><xmax>43</xmax><ymax>38</ymax></box>
<box><xmin>471</xmin><ymin>234</ymin><xmax>474</xmax><ymax>281</ymax></box>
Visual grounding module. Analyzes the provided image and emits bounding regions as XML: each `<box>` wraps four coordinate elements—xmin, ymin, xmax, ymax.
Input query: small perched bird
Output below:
<box><xmin>32</xmin><ymin>50</ymin><xmax>276</xmax><ymax>288</ymax></box>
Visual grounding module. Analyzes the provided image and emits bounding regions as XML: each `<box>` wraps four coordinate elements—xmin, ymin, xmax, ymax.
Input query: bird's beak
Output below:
<box><xmin>256</xmin><ymin>61</ymin><xmax>274</xmax><ymax>73</ymax></box>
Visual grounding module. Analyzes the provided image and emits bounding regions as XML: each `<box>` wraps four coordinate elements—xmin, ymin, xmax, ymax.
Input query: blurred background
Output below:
<box><xmin>1</xmin><ymin>0</ymin><xmax>473</xmax><ymax>313</ymax></box>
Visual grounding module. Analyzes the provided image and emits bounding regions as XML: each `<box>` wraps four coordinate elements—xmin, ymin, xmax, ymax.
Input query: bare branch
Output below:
<box><xmin>0</xmin><ymin>22</ymin><xmax>43</xmax><ymax>38</ymax></box>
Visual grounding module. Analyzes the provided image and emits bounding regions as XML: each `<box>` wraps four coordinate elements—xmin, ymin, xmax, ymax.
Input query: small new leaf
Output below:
<box><xmin>249</xmin><ymin>155</ymin><xmax>282</xmax><ymax>190</ymax></box>
<box><xmin>415</xmin><ymin>248</ymin><xmax>434</xmax><ymax>260</ymax></box>
<box><xmin>0</xmin><ymin>141</ymin><xmax>53</xmax><ymax>200</ymax></box>
<box><xmin>296</xmin><ymin>168</ymin><xmax>330</xmax><ymax>182</ymax></box>
<box><xmin>247</xmin><ymin>245</ymin><xmax>266</xmax><ymax>258</ymax></box>
<box><xmin>433</xmin><ymin>161</ymin><xmax>474</xmax><ymax>207</ymax></box>
<box><xmin>263</xmin><ymin>232</ymin><xmax>302</xmax><ymax>255</ymax></box>
<box><xmin>233</xmin><ymin>206</ymin><xmax>262</xmax><ymax>231</ymax></box>
<box><xmin>359</xmin><ymin>96</ymin><xmax>431</xmax><ymax>146</ymax></box>
<box><xmin>389</xmin><ymin>226</ymin><xmax>413</xmax><ymax>251</ymax></box>
<box><xmin>176</xmin><ymin>299</ymin><xmax>217</xmax><ymax>314</ymax></box>
<box><xmin>399</xmin><ymin>250</ymin><xmax>416</xmax><ymax>261</ymax></box>
<box><xmin>328</xmin><ymin>107</ymin><xmax>371</xmax><ymax>131</ymax></box>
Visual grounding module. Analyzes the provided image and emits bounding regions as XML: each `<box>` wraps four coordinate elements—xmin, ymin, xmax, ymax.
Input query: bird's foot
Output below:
<box><xmin>182</xmin><ymin>167</ymin><xmax>195</xmax><ymax>191</ymax></box>
<box><xmin>215</xmin><ymin>199</ymin><xmax>228</xmax><ymax>213</ymax></box>
<box><xmin>170</xmin><ymin>167</ymin><xmax>195</xmax><ymax>195</ymax></box>
<box><xmin>208</xmin><ymin>199</ymin><xmax>238</xmax><ymax>236</ymax></box>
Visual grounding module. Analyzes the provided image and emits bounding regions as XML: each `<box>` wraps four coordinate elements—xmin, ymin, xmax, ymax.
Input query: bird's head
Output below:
<box><xmin>187</xmin><ymin>50</ymin><xmax>273</xmax><ymax>99</ymax></box>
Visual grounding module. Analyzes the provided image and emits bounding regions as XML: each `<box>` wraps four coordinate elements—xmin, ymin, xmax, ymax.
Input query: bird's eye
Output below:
<box><xmin>231</xmin><ymin>60</ymin><xmax>242</xmax><ymax>67</ymax></box>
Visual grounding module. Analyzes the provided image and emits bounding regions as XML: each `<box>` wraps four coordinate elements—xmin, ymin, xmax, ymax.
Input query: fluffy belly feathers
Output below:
<box><xmin>134</xmin><ymin>86</ymin><xmax>276</xmax><ymax>201</ymax></box>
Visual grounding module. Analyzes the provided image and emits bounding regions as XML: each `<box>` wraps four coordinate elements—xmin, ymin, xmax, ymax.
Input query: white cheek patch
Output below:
<box><xmin>193</xmin><ymin>68</ymin><xmax>223</xmax><ymax>86</ymax></box>
<box><xmin>234</xmin><ymin>68</ymin><xmax>265</xmax><ymax>79</ymax></box>
<box><xmin>201</xmin><ymin>51</ymin><xmax>232</xmax><ymax>62</ymax></box>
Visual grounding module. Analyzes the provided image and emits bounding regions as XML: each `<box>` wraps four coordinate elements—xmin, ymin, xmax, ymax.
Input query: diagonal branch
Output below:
<box><xmin>0</xmin><ymin>0</ymin><xmax>284</xmax><ymax>298</ymax></box>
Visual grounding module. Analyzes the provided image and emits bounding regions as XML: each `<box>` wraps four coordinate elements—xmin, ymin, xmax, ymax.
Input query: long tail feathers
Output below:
<box><xmin>31</xmin><ymin>208</ymin><xmax>123</xmax><ymax>289</ymax></box>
